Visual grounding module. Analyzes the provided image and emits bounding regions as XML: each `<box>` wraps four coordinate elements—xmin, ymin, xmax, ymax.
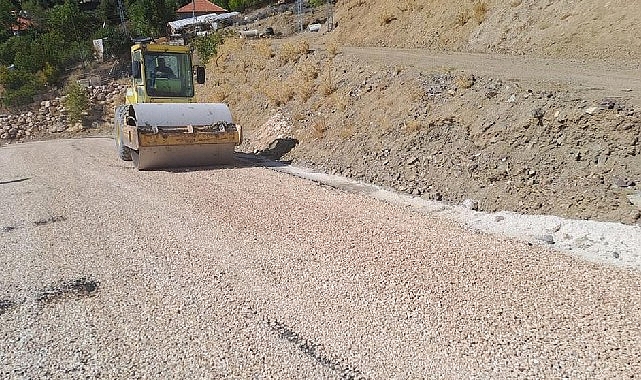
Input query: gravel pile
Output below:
<box><xmin>1</xmin><ymin>138</ymin><xmax>640</xmax><ymax>378</ymax></box>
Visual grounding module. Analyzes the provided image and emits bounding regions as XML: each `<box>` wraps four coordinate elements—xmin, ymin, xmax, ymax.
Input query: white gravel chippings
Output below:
<box><xmin>1</xmin><ymin>137</ymin><xmax>640</xmax><ymax>379</ymax></box>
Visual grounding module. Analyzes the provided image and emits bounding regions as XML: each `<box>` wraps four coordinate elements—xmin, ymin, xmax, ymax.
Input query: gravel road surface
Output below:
<box><xmin>1</xmin><ymin>138</ymin><xmax>640</xmax><ymax>378</ymax></box>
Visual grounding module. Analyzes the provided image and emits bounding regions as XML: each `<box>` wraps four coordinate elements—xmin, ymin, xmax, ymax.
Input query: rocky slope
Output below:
<box><xmin>0</xmin><ymin>83</ymin><xmax>125</xmax><ymax>142</ymax></box>
<box><xmin>199</xmin><ymin>0</ymin><xmax>641</xmax><ymax>225</ymax></box>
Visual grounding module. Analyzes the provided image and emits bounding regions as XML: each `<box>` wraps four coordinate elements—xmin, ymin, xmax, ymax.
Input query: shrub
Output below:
<box><xmin>278</xmin><ymin>40</ymin><xmax>309</xmax><ymax>64</ymax></box>
<box><xmin>473</xmin><ymin>2</ymin><xmax>489</xmax><ymax>24</ymax></box>
<box><xmin>64</xmin><ymin>81</ymin><xmax>89</xmax><ymax>123</ymax></box>
<box><xmin>194</xmin><ymin>32</ymin><xmax>225</xmax><ymax>64</ymax></box>
<box><xmin>263</xmin><ymin>79</ymin><xmax>294</xmax><ymax>106</ymax></box>
<box><xmin>0</xmin><ymin>67</ymin><xmax>44</xmax><ymax>107</ymax></box>
<box><xmin>312</xmin><ymin>116</ymin><xmax>327</xmax><ymax>138</ymax></box>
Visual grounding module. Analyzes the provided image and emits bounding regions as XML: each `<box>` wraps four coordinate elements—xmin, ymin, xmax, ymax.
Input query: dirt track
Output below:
<box><xmin>1</xmin><ymin>138</ymin><xmax>640</xmax><ymax>378</ymax></box>
<box><xmin>343</xmin><ymin>47</ymin><xmax>641</xmax><ymax>106</ymax></box>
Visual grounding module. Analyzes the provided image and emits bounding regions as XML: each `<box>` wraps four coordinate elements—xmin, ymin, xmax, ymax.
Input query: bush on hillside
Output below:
<box><xmin>0</xmin><ymin>66</ymin><xmax>44</xmax><ymax>107</ymax></box>
<box><xmin>193</xmin><ymin>32</ymin><xmax>224</xmax><ymax>64</ymax></box>
<box><xmin>63</xmin><ymin>81</ymin><xmax>89</xmax><ymax>123</ymax></box>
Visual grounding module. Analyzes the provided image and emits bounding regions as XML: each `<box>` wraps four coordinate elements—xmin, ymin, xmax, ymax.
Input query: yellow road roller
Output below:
<box><xmin>114</xmin><ymin>39</ymin><xmax>241</xmax><ymax>169</ymax></box>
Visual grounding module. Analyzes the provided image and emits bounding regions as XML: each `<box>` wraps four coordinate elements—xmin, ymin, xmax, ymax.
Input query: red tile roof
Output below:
<box><xmin>176</xmin><ymin>0</ymin><xmax>227</xmax><ymax>14</ymax></box>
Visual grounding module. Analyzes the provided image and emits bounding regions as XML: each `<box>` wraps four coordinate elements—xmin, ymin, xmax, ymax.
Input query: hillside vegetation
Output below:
<box><xmin>0</xmin><ymin>0</ymin><xmax>266</xmax><ymax>107</ymax></box>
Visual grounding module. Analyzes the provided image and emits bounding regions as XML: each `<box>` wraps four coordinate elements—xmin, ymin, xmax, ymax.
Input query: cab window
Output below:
<box><xmin>144</xmin><ymin>53</ymin><xmax>194</xmax><ymax>97</ymax></box>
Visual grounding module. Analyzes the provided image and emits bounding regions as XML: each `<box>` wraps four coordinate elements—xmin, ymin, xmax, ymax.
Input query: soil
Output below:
<box><xmin>197</xmin><ymin>0</ymin><xmax>641</xmax><ymax>225</ymax></box>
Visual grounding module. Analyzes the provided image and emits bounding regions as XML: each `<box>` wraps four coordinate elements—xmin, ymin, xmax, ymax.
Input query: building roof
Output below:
<box><xmin>169</xmin><ymin>12</ymin><xmax>238</xmax><ymax>33</ymax></box>
<box><xmin>176</xmin><ymin>0</ymin><xmax>227</xmax><ymax>14</ymax></box>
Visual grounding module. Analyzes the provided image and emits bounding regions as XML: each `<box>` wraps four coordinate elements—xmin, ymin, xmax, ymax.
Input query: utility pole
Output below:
<box><xmin>326</xmin><ymin>0</ymin><xmax>333</xmax><ymax>31</ymax></box>
<box><xmin>296</xmin><ymin>0</ymin><xmax>303</xmax><ymax>32</ymax></box>
<box><xmin>116</xmin><ymin>0</ymin><xmax>129</xmax><ymax>37</ymax></box>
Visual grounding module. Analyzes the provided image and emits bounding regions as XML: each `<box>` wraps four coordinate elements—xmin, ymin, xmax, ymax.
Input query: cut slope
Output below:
<box><xmin>332</xmin><ymin>0</ymin><xmax>641</xmax><ymax>61</ymax></box>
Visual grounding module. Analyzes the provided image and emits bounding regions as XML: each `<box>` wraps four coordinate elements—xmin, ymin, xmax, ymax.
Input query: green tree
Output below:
<box><xmin>0</xmin><ymin>0</ymin><xmax>16</xmax><ymax>43</ymax></box>
<box><xmin>193</xmin><ymin>32</ymin><xmax>223</xmax><ymax>63</ymax></box>
<box><xmin>64</xmin><ymin>81</ymin><xmax>89</xmax><ymax>123</ymax></box>
<box><xmin>47</xmin><ymin>0</ymin><xmax>97</xmax><ymax>43</ymax></box>
<box><xmin>94</xmin><ymin>26</ymin><xmax>131</xmax><ymax>57</ymax></box>
<box><xmin>0</xmin><ymin>0</ymin><xmax>98</xmax><ymax>106</ymax></box>
<box><xmin>127</xmin><ymin>0</ymin><xmax>176</xmax><ymax>37</ymax></box>
<box><xmin>98</xmin><ymin>0</ymin><xmax>120</xmax><ymax>25</ymax></box>
<box><xmin>0</xmin><ymin>66</ymin><xmax>43</xmax><ymax>106</ymax></box>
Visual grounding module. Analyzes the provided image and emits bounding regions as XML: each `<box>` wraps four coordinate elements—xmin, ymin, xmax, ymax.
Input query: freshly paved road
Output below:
<box><xmin>1</xmin><ymin>138</ymin><xmax>640</xmax><ymax>378</ymax></box>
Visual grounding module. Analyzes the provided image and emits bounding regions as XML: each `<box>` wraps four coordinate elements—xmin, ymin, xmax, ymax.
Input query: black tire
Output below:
<box><xmin>131</xmin><ymin>150</ymin><xmax>140</xmax><ymax>169</ymax></box>
<box><xmin>115</xmin><ymin>125</ymin><xmax>132</xmax><ymax>161</ymax></box>
<box><xmin>114</xmin><ymin>105</ymin><xmax>132</xmax><ymax>162</ymax></box>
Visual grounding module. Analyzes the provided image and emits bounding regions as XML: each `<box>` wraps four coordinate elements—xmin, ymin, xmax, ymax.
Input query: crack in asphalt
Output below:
<box><xmin>0</xmin><ymin>178</ymin><xmax>30</xmax><ymax>185</ymax></box>
<box><xmin>267</xmin><ymin>318</ymin><xmax>367</xmax><ymax>379</ymax></box>
<box><xmin>33</xmin><ymin>215</ymin><xmax>67</xmax><ymax>226</ymax></box>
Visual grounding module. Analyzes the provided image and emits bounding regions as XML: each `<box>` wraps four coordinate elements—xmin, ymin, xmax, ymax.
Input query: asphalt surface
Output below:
<box><xmin>1</xmin><ymin>138</ymin><xmax>640</xmax><ymax>378</ymax></box>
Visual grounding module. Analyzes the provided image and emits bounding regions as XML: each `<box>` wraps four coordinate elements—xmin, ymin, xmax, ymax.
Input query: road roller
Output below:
<box><xmin>115</xmin><ymin>39</ymin><xmax>241</xmax><ymax>170</ymax></box>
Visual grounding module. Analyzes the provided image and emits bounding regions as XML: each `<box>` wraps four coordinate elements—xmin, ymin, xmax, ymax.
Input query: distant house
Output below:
<box><xmin>11</xmin><ymin>16</ymin><xmax>33</xmax><ymax>35</ymax></box>
<box><xmin>176</xmin><ymin>0</ymin><xmax>227</xmax><ymax>20</ymax></box>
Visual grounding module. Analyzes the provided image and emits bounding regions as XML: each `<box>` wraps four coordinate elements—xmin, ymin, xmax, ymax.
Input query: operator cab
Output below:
<box><xmin>130</xmin><ymin>42</ymin><xmax>206</xmax><ymax>101</ymax></box>
<box><xmin>143</xmin><ymin>52</ymin><xmax>192</xmax><ymax>97</ymax></box>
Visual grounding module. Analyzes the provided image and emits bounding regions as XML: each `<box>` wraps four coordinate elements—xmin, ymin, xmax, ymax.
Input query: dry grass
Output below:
<box><xmin>208</xmin><ymin>83</ymin><xmax>233</xmax><ymax>102</ymax></box>
<box><xmin>249</xmin><ymin>40</ymin><xmax>274</xmax><ymax>70</ymax></box>
<box><xmin>404</xmin><ymin>119</ymin><xmax>423</xmax><ymax>133</ymax></box>
<box><xmin>396</xmin><ymin>0</ymin><xmax>424</xmax><ymax>12</ymax></box>
<box><xmin>214</xmin><ymin>38</ymin><xmax>244</xmax><ymax>68</ymax></box>
<box><xmin>337</xmin><ymin>121</ymin><xmax>355</xmax><ymax>140</ymax></box>
<box><xmin>473</xmin><ymin>2</ymin><xmax>489</xmax><ymax>24</ymax></box>
<box><xmin>296</xmin><ymin>86</ymin><xmax>315</xmax><ymax>103</ymax></box>
<box><xmin>456</xmin><ymin>10</ymin><xmax>471</xmax><ymax>26</ymax></box>
<box><xmin>379</xmin><ymin>10</ymin><xmax>397</xmax><ymax>25</ymax></box>
<box><xmin>319</xmin><ymin>56</ymin><xmax>337</xmax><ymax>97</ymax></box>
<box><xmin>279</xmin><ymin>40</ymin><xmax>310</xmax><ymax>64</ymax></box>
<box><xmin>320</xmin><ymin>74</ymin><xmax>337</xmax><ymax>97</ymax></box>
<box><xmin>330</xmin><ymin>92</ymin><xmax>349</xmax><ymax>112</ymax></box>
<box><xmin>290</xmin><ymin>60</ymin><xmax>318</xmax><ymax>102</ymax></box>
<box><xmin>326</xmin><ymin>43</ymin><xmax>340</xmax><ymax>58</ymax></box>
<box><xmin>263</xmin><ymin>78</ymin><xmax>295</xmax><ymax>106</ymax></box>
<box><xmin>297</xmin><ymin>60</ymin><xmax>319</xmax><ymax>81</ymax></box>
<box><xmin>456</xmin><ymin>74</ymin><xmax>476</xmax><ymax>89</ymax></box>
<box><xmin>311</xmin><ymin>116</ymin><xmax>328</xmax><ymax>138</ymax></box>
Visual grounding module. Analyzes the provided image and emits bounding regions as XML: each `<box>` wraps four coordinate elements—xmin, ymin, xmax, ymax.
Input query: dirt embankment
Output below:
<box><xmin>198</xmin><ymin>0</ymin><xmax>641</xmax><ymax>225</ymax></box>
<box><xmin>331</xmin><ymin>0</ymin><xmax>641</xmax><ymax>63</ymax></box>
